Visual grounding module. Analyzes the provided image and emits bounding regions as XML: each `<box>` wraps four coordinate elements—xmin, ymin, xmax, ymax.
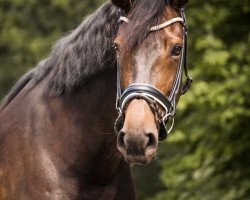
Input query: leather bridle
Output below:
<box><xmin>114</xmin><ymin>8</ymin><xmax>193</xmax><ymax>141</ymax></box>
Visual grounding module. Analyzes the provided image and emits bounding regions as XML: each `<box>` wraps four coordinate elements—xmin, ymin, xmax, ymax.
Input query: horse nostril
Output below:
<box><xmin>145</xmin><ymin>133</ymin><xmax>157</xmax><ymax>149</ymax></box>
<box><xmin>117</xmin><ymin>131</ymin><xmax>125</xmax><ymax>149</ymax></box>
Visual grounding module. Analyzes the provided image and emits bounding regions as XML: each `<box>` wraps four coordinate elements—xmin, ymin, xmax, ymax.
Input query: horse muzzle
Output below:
<box><xmin>115</xmin><ymin>98</ymin><xmax>159</xmax><ymax>164</ymax></box>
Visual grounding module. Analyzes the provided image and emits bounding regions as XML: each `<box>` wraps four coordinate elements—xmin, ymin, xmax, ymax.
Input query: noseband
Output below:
<box><xmin>114</xmin><ymin>8</ymin><xmax>193</xmax><ymax>141</ymax></box>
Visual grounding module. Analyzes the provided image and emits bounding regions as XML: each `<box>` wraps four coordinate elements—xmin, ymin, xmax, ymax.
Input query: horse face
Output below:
<box><xmin>113</xmin><ymin>0</ymin><xmax>189</xmax><ymax>165</ymax></box>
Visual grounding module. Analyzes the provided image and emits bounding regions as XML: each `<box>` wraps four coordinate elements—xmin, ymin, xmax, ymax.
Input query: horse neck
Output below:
<box><xmin>42</xmin><ymin>3</ymin><xmax>125</xmax><ymax>186</ymax></box>
<box><xmin>5</xmin><ymin>1</ymin><xmax>125</xmax><ymax>190</ymax></box>
<box><xmin>0</xmin><ymin>3</ymin><xmax>134</xmax><ymax>198</ymax></box>
<box><xmin>47</xmin><ymin>68</ymin><xmax>128</xmax><ymax>189</ymax></box>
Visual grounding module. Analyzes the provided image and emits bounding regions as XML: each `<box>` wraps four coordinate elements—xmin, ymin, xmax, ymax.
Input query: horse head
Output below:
<box><xmin>112</xmin><ymin>0</ymin><xmax>192</xmax><ymax>164</ymax></box>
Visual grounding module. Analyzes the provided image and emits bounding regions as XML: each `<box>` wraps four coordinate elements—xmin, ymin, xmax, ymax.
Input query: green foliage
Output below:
<box><xmin>0</xmin><ymin>0</ymin><xmax>249</xmax><ymax>199</ymax></box>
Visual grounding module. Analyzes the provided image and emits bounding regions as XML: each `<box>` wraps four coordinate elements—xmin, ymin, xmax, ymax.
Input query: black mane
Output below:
<box><xmin>120</xmin><ymin>0</ymin><xmax>166</xmax><ymax>53</ymax></box>
<box><xmin>1</xmin><ymin>2</ymin><xmax>119</xmax><ymax>107</ymax></box>
<box><xmin>42</xmin><ymin>2</ymin><xmax>119</xmax><ymax>96</ymax></box>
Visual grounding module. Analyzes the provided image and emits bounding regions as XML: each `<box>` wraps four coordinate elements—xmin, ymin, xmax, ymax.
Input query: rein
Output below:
<box><xmin>114</xmin><ymin>8</ymin><xmax>193</xmax><ymax>141</ymax></box>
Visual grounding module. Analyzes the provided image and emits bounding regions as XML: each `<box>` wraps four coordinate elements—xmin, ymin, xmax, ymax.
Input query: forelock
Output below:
<box><xmin>119</xmin><ymin>0</ymin><xmax>166</xmax><ymax>54</ymax></box>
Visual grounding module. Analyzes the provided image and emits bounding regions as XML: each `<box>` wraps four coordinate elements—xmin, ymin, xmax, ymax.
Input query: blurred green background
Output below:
<box><xmin>0</xmin><ymin>0</ymin><xmax>249</xmax><ymax>199</ymax></box>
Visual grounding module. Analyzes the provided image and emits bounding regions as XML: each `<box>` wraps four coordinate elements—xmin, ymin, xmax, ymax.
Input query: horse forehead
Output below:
<box><xmin>135</xmin><ymin>36</ymin><xmax>162</xmax><ymax>66</ymax></box>
<box><xmin>133</xmin><ymin>35</ymin><xmax>162</xmax><ymax>83</ymax></box>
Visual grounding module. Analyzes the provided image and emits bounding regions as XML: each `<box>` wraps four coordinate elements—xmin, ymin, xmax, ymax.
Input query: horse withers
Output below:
<box><xmin>0</xmin><ymin>0</ymin><xmax>191</xmax><ymax>199</ymax></box>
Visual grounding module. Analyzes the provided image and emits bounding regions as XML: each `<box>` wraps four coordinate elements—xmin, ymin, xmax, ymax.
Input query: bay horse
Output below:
<box><xmin>0</xmin><ymin>0</ymin><xmax>192</xmax><ymax>199</ymax></box>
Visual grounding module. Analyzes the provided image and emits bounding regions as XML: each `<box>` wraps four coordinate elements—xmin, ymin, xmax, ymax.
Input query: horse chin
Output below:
<box><xmin>125</xmin><ymin>156</ymin><xmax>150</xmax><ymax>165</ymax></box>
<box><xmin>120</xmin><ymin>150</ymin><xmax>156</xmax><ymax>165</ymax></box>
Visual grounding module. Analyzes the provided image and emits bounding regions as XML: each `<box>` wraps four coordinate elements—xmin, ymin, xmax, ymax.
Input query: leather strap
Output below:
<box><xmin>120</xmin><ymin>84</ymin><xmax>172</xmax><ymax>112</ymax></box>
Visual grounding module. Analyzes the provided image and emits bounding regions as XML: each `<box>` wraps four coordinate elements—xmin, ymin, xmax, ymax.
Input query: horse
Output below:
<box><xmin>0</xmin><ymin>0</ymin><xmax>192</xmax><ymax>199</ymax></box>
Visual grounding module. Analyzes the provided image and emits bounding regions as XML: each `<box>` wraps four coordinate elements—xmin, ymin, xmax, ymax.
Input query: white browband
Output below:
<box><xmin>119</xmin><ymin>16</ymin><xmax>184</xmax><ymax>32</ymax></box>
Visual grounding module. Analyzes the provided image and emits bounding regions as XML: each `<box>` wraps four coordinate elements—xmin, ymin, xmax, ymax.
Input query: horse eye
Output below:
<box><xmin>171</xmin><ymin>45</ymin><xmax>182</xmax><ymax>56</ymax></box>
<box><xmin>112</xmin><ymin>43</ymin><xmax>119</xmax><ymax>52</ymax></box>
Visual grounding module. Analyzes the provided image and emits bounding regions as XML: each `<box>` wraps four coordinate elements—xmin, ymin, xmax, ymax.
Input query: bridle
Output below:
<box><xmin>114</xmin><ymin>8</ymin><xmax>193</xmax><ymax>141</ymax></box>
<box><xmin>114</xmin><ymin>7</ymin><xmax>193</xmax><ymax>141</ymax></box>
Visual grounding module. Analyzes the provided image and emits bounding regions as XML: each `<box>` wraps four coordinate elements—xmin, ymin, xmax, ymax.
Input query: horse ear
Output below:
<box><xmin>170</xmin><ymin>0</ymin><xmax>189</xmax><ymax>9</ymax></box>
<box><xmin>111</xmin><ymin>0</ymin><xmax>132</xmax><ymax>12</ymax></box>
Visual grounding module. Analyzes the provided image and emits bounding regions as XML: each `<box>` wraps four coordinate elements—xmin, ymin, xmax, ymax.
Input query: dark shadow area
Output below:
<box><xmin>132</xmin><ymin>160</ymin><xmax>167</xmax><ymax>200</ymax></box>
